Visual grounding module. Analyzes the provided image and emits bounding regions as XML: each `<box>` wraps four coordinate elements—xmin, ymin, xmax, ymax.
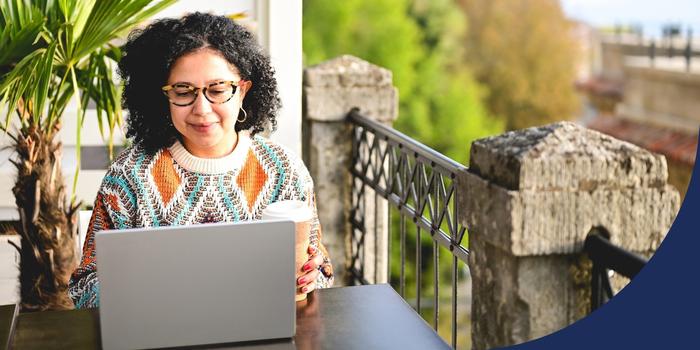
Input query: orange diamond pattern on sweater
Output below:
<box><xmin>151</xmin><ymin>149</ymin><xmax>181</xmax><ymax>205</ymax></box>
<box><xmin>237</xmin><ymin>149</ymin><xmax>268</xmax><ymax>211</ymax></box>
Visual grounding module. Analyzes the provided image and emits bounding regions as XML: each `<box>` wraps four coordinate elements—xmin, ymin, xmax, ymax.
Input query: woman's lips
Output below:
<box><xmin>188</xmin><ymin>122</ymin><xmax>217</xmax><ymax>133</ymax></box>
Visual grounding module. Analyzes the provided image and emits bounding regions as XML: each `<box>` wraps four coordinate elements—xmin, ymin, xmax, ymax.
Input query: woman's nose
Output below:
<box><xmin>192</xmin><ymin>92</ymin><xmax>213</xmax><ymax>115</ymax></box>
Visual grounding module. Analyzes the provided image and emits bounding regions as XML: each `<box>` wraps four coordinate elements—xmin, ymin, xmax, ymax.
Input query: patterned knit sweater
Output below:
<box><xmin>69</xmin><ymin>132</ymin><xmax>334</xmax><ymax>308</ymax></box>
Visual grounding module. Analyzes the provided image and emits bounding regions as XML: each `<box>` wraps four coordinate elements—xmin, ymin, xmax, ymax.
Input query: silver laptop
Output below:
<box><xmin>95</xmin><ymin>220</ymin><xmax>296</xmax><ymax>350</ymax></box>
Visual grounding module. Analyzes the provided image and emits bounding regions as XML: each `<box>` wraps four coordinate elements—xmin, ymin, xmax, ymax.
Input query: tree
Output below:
<box><xmin>459</xmin><ymin>0</ymin><xmax>580</xmax><ymax>130</ymax></box>
<box><xmin>403</xmin><ymin>0</ymin><xmax>502</xmax><ymax>164</ymax></box>
<box><xmin>0</xmin><ymin>0</ymin><xmax>175</xmax><ymax>311</ymax></box>
<box><xmin>303</xmin><ymin>0</ymin><xmax>502</xmax><ymax>165</ymax></box>
<box><xmin>304</xmin><ymin>0</ymin><xmax>424</xmax><ymax>124</ymax></box>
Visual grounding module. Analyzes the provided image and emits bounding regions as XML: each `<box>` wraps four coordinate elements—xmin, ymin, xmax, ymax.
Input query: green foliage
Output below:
<box><xmin>303</xmin><ymin>0</ymin><xmax>503</xmax><ymax>165</ymax></box>
<box><xmin>460</xmin><ymin>0</ymin><xmax>580</xmax><ymax>130</ymax></box>
<box><xmin>304</xmin><ymin>0</ymin><xmax>423</xmax><ymax>113</ymax></box>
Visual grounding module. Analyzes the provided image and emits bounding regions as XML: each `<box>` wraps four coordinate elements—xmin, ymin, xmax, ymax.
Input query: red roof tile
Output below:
<box><xmin>587</xmin><ymin>116</ymin><xmax>697</xmax><ymax>166</ymax></box>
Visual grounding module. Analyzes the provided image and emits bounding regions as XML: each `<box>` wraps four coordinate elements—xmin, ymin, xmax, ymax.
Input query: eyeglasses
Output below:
<box><xmin>161</xmin><ymin>80</ymin><xmax>246</xmax><ymax>106</ymax></box>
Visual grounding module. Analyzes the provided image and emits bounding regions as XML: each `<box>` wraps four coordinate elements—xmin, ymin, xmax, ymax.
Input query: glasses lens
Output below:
<box><xmin>205</xmin><ymin>82</ymin><xmax>236</xmax><ymax>103</ymax></box>
<box><xmin>167</xmin><ymin>84</ymin><xmax>196</xmax><ymax>105</ymax></box>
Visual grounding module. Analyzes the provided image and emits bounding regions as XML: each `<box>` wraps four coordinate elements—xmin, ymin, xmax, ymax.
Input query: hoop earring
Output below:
<box><xmin>237</xmin><ymin>107</ymin><xmax>247</xmax><ymax>123</ymax></box>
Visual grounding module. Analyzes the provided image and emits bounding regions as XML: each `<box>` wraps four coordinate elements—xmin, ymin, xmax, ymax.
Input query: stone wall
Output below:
<box><xmin>461</xmin><ymin>121</ymin><xmax>679</xmax><ymax>349</ymax></box>
<box><xmin>599</xmin><ymin>41</ymin><xmax>700</xmax><ymax>133</ymax></box>
<box><xmin>618</xmin><ymin>66</ymin><xmax>700</xmax><ymax>133</ymax></box>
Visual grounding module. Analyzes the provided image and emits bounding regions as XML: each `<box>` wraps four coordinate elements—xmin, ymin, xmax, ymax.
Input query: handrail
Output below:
<box><xmin>347</xmin><ymin>108</ymin><xmax>470</xmax><ymax>349</ymax></box>
<box><xmin>584</xmin><ymin>229</ymin><xmax>647</xmax><ymax>280</ymax></box>
<box><xmin>584</xmin><ymin>227</ymin><xmax>648</xmax><ymax>311</ymax></box>
<box><xmin>347</xmin><ymin>108</ymin><xmax>468</xmax><ymax>174</ymax></box>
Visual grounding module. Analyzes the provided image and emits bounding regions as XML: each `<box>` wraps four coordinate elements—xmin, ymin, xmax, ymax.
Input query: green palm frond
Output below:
<box><xmin>0</xmin><ymin>0</ymin><xmax>177</xmax><ymax>197</ymax></box>
<box><xmin>0</xmin><ymin>2</ymin><xmax>45</xmax><ymax>70</ymax></box>
<box><xmin>0</xmin><ymin>48</ymin><xmax>45</xmax><ymax>127</ymax></box>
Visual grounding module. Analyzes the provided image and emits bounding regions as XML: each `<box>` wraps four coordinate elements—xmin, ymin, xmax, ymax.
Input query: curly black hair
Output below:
<box><xmin>118</xmin><ymin>12</ymin><xmax>281</xmax><ymax>154</ymax></box>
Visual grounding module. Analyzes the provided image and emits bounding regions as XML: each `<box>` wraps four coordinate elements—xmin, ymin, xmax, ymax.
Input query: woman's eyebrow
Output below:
<box><xmin>205</xmin><ymin>79</ymin><xmax>234</xmax><ymax>84</ymax></box>
<box><xmin>169</xmin><ymin>79</ymin><xmax>234</xmax><ymax>86</ymax></box>
<box><xmin>169</xmin><ymin>81</ymin><xmax>194</xmax><ymax>86</ymax></box>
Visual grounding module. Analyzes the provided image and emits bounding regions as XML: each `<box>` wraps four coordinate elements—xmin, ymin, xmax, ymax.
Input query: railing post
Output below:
<box><xmin>459</xmin><ymin>122</ymin><xmax>680</xmax><ymax>349</ymax></box>
<box><xmin>302</xmin><ymin>55</ymin><xmax>398</xmax><ymax>285</ymax></box>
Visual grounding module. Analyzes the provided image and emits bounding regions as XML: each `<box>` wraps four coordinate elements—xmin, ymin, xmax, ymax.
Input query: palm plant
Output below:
<box><xmin>0</xmin><ymin>0</ymin><xmax>175</xmax><ymax>311</ymax></box>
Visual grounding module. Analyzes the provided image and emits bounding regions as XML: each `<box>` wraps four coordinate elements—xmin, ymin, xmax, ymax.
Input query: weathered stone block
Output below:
<box><xmin>460</xmin><ymin>170</ymin><xmax>679</xmax><ymax>256</ymax></box>
<box><xmin>463</xmin><ymin>121</ymin><xmax>680</xmax><ymax>349</ymax></box>
<box><xmin>470</xmin><ymin>237</ymin><xmax>579</xmax><ymax>350</ymax></box>
<box><xmin>304</xmin><ymin>86</ymin><xmax>397</xmax><ymax>122</ymax></box>
<box><xmin>303</xmin><ymin>55</ymin><xmax>393</xmax><ymax>88</ymax></box>
<box><xmin>469</xmin><ymin>122</ymin><xmax>668</xmax><ymax>191</ymax></box>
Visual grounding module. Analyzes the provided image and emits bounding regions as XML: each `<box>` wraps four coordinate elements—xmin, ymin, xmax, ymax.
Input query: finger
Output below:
<box><xmin>297</xmin><ymin>269</ymin><xmax>320</xmax><ymax>286</ymax></box>
<box><xmin>299</xmin><ymin>281</ymin><xmax>317</xmax><ymax>294</ymax></box>
<box><xmin>301</xmin><ymin>258</ymin><xmax>318</xmax><ymax>272</ymax></box>
<box><xmin>312</xmin><ymin>253</ymin><xmax>324</xmax><ymax>267</ymax></box>
<box><xmin>298</xmin><ymin>271</ymin><xmax>320</xmax><ymax>294</ymax></box>
<box><xmin>307</xmin><ymin>245</ymin><xmax>317</xmax><ymax>255</ymax></box>
<box><xmin>301</xmin><ymin>252</ymin><xmax>324</xmax><ymax>272</ymax></box>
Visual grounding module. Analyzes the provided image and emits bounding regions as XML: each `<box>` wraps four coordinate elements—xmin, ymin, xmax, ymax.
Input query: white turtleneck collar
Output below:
<box><xmin>167</xmin><ymin>131</ymin><xmax>252</xmax><ymax>174</ymax></box>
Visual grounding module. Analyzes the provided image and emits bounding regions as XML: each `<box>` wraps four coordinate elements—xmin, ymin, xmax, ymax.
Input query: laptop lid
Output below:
<box><xmin>95</xmin><ymin>220</ymin><xmax>296</xmax><ymax>350</ymax></box>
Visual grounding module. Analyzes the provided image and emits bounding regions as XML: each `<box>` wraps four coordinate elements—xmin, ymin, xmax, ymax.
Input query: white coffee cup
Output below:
<box><xmin>261</xmin><ymin>200</ymin><xmax>313</xmax><ymax>301</ymax></box>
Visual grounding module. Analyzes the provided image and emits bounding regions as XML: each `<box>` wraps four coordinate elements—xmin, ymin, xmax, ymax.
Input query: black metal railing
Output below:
<box><xmin>347</xmin><ymin>108</ymin><xmax>469</xmax><ymax>348</ymax></box>
<box><xmin>584</xmin><ymin>227</ymin><xmax>648</xmax><ymax>312</ymax></box>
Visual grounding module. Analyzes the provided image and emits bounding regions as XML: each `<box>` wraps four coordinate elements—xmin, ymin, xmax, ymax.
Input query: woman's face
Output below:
<box><xmin>166</xmin><ymin>48</ymin><xmax>250</xmax><ymax>158</ymax></box>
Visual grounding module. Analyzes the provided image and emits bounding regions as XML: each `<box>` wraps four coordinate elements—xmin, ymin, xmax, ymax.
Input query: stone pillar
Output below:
<box><xmin>302</xmin><ymin>55</ymin><xmax>398</xmax><ymax>285</ymax></box>
<box><xmin>459</xmin><ymin>122</ymin><xmax>680</xmax><ymax>349</ymax></box>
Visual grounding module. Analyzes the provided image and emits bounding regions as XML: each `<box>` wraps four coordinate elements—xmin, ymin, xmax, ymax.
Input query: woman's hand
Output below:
<box><xmin>296</xmin><ymin>245</ymin><xmax>324</xmax><ymax>294</ymax></box>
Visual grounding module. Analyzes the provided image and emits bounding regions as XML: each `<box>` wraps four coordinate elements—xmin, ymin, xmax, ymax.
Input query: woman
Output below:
<box><xmin>69</xmin><ymin>13</ymin><xmax>334</xmax><ymax>309</ymax></box>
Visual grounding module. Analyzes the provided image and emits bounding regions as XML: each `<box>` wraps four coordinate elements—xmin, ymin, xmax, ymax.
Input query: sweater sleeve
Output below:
<box><xmin>68</xmin><ymin>192</ymin><xmax>113</xmax><ymax>309</ymax></box>
<box><xmin>69</xmin><ymin>164</ymin><xmax>136</xmax><ymax>309</ymax></box>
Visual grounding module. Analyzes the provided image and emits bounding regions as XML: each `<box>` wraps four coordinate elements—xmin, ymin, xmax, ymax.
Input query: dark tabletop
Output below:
<box><xmin>2</xmin><ymin>284</ymin><xmax>450</xmax><ymax>350</ymax></box>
